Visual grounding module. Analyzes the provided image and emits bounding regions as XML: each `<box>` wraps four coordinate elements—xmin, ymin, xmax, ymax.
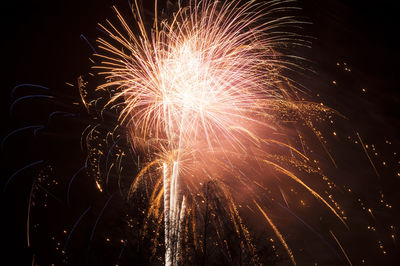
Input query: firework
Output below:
<box><xmin>4</xmin><ymin>0</ymin><xmax>399</xmax><ymax>264</ymax></box>
<box><xmin>86</xmin><ymin>0</ymin><xmax>348</xmax><ymax>264</ymax></box>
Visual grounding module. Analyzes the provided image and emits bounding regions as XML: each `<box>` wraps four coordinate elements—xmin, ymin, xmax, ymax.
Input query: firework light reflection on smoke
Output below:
<box><xmin>84</xmin><ymin>0</ymin><xmax>351</xmax><ymax>264</ymax></box>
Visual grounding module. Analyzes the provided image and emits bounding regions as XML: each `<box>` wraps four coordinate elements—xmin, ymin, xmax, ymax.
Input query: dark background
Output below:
<box><xmin>2</xmin><ymin>0</ymin><xmax>399</xmax><ymax>265</ymax></box>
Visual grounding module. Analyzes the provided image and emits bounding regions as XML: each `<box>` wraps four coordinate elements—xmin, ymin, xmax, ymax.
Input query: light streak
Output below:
<box><xmin>164</xmin><ymin>162</ymin><xmax>186</xmax><ymax>265</ymax></box>
<box><xmin>255</xmin><ymin>200</ymin><xmax>295</xmax><ymax>265</ymax></box>
<box><xmin>357</xmin><ymin>132</ymin><xmax>380</xmax><ymax>178</ymax></box>
<box><xmin>330</xmin><ymin>230</ymin><xmax>353</xmax><ymax>266</ymax></box>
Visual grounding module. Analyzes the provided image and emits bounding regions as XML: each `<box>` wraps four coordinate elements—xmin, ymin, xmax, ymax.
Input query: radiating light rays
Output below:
<box><xmin>95</xmin><ymin>0</ymin><xmax>305</xmax><ymax>152</ymax></box>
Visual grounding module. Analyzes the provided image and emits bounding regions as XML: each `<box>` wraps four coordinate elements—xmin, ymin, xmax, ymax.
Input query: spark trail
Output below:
<box><xmin>163</xmin><ymin>162</ymin><xmax>186</xmax><ymax>266</ymax></box>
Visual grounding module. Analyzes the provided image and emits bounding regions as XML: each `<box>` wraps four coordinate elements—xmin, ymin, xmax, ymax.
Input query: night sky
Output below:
<box><xmin>2</xmin><ymin>0</ymin><xmax>400</xmax><ymax>265</ymax></box>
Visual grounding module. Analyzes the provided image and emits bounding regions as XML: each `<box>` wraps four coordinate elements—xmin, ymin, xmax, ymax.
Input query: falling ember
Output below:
<box><xmin>95</xmin><ymin>180</ymin><xmax>103</xmax><ymax>192</ymax></box>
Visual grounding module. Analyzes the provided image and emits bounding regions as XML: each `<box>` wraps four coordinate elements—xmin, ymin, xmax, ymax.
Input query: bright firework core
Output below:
<box><xmin>158</xmin><ymin>40</ymin><xmax>258</xmax><ymax>147</ymax></box>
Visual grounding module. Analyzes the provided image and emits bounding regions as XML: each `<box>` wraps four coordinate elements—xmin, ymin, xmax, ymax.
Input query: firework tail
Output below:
<box><xmin>164</xmin><ymin>162</ymin><xmax>186</xmax><ymax>266</ymax></box>
<box><xmin>163</xmin><ymin>163</ymin><xmax>172</xmax><ymax>265</ymax></box>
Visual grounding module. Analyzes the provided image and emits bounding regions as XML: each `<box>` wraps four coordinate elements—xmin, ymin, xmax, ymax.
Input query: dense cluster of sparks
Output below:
<box><xmin>84</xmin><ymin>0</ymin><xmax>349</xmax><ymax>264</ymax></box>
<box><xmin>97</xmin><ymin>0</ymin><xmax>298</xmax><ymax>150</ymax></box>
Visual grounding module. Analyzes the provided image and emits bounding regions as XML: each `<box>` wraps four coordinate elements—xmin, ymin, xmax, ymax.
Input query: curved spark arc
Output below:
<box><xmin>87</xmin><ymin>0</ymin><xmax>348</xmax><ymax>264</ymax></box>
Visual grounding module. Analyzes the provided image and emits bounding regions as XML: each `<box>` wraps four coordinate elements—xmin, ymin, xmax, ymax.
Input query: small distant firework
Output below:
<box><xmin>80</xmin><ymin>0</ymin><xmax>352</xmax><ymax>264</ymax></box>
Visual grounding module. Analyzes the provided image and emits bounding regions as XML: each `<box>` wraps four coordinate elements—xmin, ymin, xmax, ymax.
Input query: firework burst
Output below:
<box><xmin>82</xmin><ymin>0</ymin><xmax>349</xmax><ymax>264</ymax></box>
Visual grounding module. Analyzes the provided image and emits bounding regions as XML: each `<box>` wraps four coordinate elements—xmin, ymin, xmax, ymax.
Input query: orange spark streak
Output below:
<box><xmin>254</xmin><ymin>200</ymin><xmax>296</xmax><ymax>265</ymax></box>
<box><xmin>330</xmin><ymin>230</ymin><xmax>353</xmax><ymax>266</ymax></box>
